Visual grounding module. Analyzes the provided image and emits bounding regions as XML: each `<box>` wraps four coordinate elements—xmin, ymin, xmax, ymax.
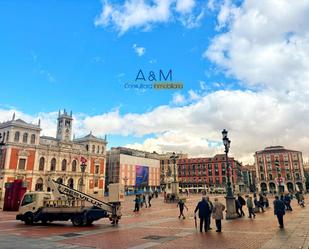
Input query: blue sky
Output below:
<box><xmin>0</xmin><ymin>0</ymin><xmax>221</xmax><ymax>115</ymax></box>
<box><xmin>1</xmin><ymin>0</ymin><xmax>309</xmax><ymax>163</ymax></box>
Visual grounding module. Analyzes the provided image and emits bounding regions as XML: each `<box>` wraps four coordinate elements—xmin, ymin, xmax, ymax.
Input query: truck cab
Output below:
<box><xmin>16</xmin><ymin>192</ymin><xmax>51</xmax><ymax>224</ymax></box>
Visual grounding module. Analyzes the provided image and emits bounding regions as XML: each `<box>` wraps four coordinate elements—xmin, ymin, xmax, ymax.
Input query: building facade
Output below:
<box><xmin>0</xmin><ymin>111</ymin><xmax>107</xmax><ymax>206</ymax></box>
<box><xmin>255</xmin><ymin>146</ymin><xmax>306</xmax><ymax>193</ymax></box>
<box><xmin>177</xmin><ymin>154</ymin><xmax>243</xmax><ymax>192</ymax></box>
<box><xmin>106</xmin><ymin>147</ymin><xmax>160</xmax><ymax>192</ymax></box>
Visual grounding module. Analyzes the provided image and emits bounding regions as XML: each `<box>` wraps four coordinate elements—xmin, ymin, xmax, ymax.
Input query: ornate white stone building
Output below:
<box><xmin>0</xmin><ymin>110</ymin><xmax>107</xmax><ymax>206</ymax></box>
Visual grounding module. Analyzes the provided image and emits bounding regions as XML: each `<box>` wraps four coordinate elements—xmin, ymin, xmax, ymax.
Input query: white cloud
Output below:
<box><xmin>176</xmin><ymin>0</ymin><xmax>196</xmax><ymax>14</ymax></box>
<box><xmin>204</xmin><ymin>0</ymin><xmax>309</xmax><ymax>93</ymax></box>
<box><xmin>171</xmin><ymin>92</ymin><xmax>186</xmax><ymax>105</ymax></box>
<box><xmin>188</xmin><ymin>89</ymin><xmax>200</xmax><ymax>101</ymax></box>
<box><xmin>95</xmin><ymin>0</ymin><xmax>204</xmax><ymax>34</ymax></box>
<box><xmin>132</xmin><ymin>44</ymin><xmax>146</xmax><ymax>56</ymax></box>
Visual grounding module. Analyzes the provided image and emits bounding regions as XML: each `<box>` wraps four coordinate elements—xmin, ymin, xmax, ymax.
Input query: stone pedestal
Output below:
<box><xmin>171</xmin><ymin>182</ymin><xmax>179</xmax><ymax>196</ymax></box>
<box><xmin>225</xmin><ymin>196</ymin><xmax>239</xmax><ymax>220</ymax></box>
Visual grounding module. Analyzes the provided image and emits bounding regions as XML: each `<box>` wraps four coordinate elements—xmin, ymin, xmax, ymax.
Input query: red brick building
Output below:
<box><xmin>0</xmin><ymin>111</ymin><xmax>107</xmax><ymax>207</ymax></box>
<box><xmin>255</xmin><ymin>146</ymin><xmax>306</xmax><ymax>193</ymax></box>
<box><xmin>177</xmin><ymin>154</ymin><xmax>243</xmax><ymax>192</ymax></box>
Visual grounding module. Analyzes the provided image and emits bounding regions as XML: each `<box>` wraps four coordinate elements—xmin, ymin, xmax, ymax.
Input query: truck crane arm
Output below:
<box><xmin>46</xmin><ymin>178</ymin><xmax>117</xmax><ymax>216</ymax></box>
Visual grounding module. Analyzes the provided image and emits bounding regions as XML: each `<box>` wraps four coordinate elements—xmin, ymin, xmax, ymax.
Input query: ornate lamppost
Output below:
<box><xmin>222</xmin><ymin>129</ymin><xmax>238</xmax><ymax>219</ymax></box>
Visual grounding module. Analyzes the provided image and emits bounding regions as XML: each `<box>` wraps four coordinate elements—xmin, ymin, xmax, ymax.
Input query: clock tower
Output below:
<box><xmin>56</xmin><ymin>109</ymin><xmax>73</xmax><ymax>142</ymax></box>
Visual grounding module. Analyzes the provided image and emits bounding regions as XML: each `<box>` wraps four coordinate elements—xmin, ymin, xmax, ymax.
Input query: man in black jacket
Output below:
<box><xmin>274</xmin><ymin>195</ymin><xmax>285</xmax><ymax>228</ymax></box>
<box><xmin>194</xmin><ymin>196</ymin><xmax>211</xmax><ymax>232</ymax></box>
<box><xmin>237</xmin><ymin>194</ymin><xmax>246</xmax><ymax>216</ymax></box>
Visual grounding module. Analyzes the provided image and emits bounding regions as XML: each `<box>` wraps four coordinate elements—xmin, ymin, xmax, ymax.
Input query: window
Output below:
<box><xmin>295</xmin><ymin>173</ymin><xmax>300</xmax><ymax>180</ymax></box>
<box><xmin>21</xmin><ymin>194</ymin><xmax>36</xmax><ymax>206</ymax></box>
<box><xmin>2</xmin><ymin>132</ymin><xmax>5</xmax><ymax>142</ymax></box>
<box><xmin>23</xmin><ymin>133</ymin><xmax>28</xmax><ymax>143</ymax></box>
<box><xmin>18</xmin><ymin>158</ymin><xmax>26</xmax><ymax>170</ymax></box>
<box><xmin>72</xmin><ymin>160</ymin><xmax>77</xmax><ymax>172</ymax></box>
<box><xmin>61</xmin><ymin>159</ymin><xmax>67</xmax><ymax>171</ymax></box>
<box><xmin>269</xmin><ymin>174</ymin><xmax>273</xmax><ymax>180</ymax></box>
<box><xmin>92</xmin><ymin>145</ymin><xmax>95</xmax><ymax>153</ymax></box>
<box><xmin>95</xmin><ymin>165</ymin><xmax>99</xmax><ymax>174</ymax></box>
<box><xmin>50</xmin><ymin>158</ymin><xmax>56</xmax><ymax>171</ymax></box>
<box><xmin>86</xmin><ymin>144</ymin><xmax>89</xmax><ymax>151</ymax></box>
<box><xmin>30</xmin><ymin>134</ymin><xmax>36</xmax><ymax>144</ymax></box>
<box><xmin>6</xmin><ymin>131</ymin><xmax>9</xmax><ymax>142</ymax></box>
<box><xmin>101</xmin><ymin>146</ymin><xmax>104</xmax><ymax>154</ymax></box>
<box><xmin>97</xmin><ymin>146</ymin><xmax>100</xmax><ymax>154</ymax></box>
<box><xmin>222</xmin><ymin>177</ymin><xmax>226</xmax><ymax>183</ymax></box>
<box><xmin>14</xmin><ymin>131</ymin><xmax>20</xmax><ymax>142</ymax></box>
<box><xmin>260</xmin><ymin>174</ymin><xmax>264</xmax><ymax>180</ymax></box>
<box><xmin>39</xmin><ymin>157</ymin><xmax>45</xmax><ymax>171</ymax></box>
<box><xmin>215</xmin><ymin>168</ymin><xmax>219</xmax><ymax>176</ymax></box>
<box><xmin>94</xmin><ymin>178</ymin><xmax>99</xmax><ymax>187</ymax></box>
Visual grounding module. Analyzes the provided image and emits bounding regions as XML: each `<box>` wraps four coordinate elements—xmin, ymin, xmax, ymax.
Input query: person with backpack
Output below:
<box><xmin>246</xmin><ymin>195</ymin><xmax>256</xmax><ymax>218</ymax></box>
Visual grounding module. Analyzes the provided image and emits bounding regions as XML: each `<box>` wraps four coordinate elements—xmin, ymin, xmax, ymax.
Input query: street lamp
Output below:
<box><xmin>80</xmin><ymin>161</ymin><xmax>87</xmax><ymax>192</ymax></box>
<box><xmin>222</xmin><ymin>129</ymin><xmax>233</xmax><ymax>197</ymax></box>
<box><xmin>221</xmin><ymin>129</ymin><xmax>238</xmax><ymax>219</ymax></box>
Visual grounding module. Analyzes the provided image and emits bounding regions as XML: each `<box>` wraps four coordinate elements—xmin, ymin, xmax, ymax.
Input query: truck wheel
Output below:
<box><xmin>71</xmin><ymin>216</ymin><xmax>83</xmax><ymax>226</ymax></box>
<box><xmin>41</xmin><ymin>219</ymin><xmax>48</xmax><ymax>225</ymax></box>
<box><xmin>24</xmin><ymin>213</ymin><xmax>34</xmax><ymax>225</ymax></box>
<box><xmin>85</xmin><ymin>219</ymin><xmax>93</xmax><ymax>226</ymax></box>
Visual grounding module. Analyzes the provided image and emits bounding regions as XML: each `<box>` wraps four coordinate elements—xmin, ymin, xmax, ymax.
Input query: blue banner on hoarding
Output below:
<box><xmin>135</xmin><ymin>165</ymin><xmax>149</xmax><ymax>187</ymax></box>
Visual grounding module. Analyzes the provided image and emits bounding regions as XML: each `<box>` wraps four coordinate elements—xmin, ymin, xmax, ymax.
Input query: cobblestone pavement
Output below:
<box><xmin>0</xmin><ymin>194</ymin><xmax>308</xmax><ymax>249</ymax></box>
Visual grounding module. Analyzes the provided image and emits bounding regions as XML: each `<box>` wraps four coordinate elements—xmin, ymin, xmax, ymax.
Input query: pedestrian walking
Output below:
<box><xmin>235</xmin><ymin>198</ymin><xmax>241</xmax><ymax>217</ymax></box>
<box><xmin>254</xmin><ymin>196</ymin><xmax>264</xmax><ymax>212</ymax></box>
<box><xmin>133</xmin><ymin>195</ymin><xmax>140</xmax><ymax>212</ymax></box>
<box><xmin>298</xmin><ymin>191</ymin><xmax>305</xmax><ymax>207</ymax></box>
<box><xmin>273</xmin><ymin>195</ymin><xmax>285</xmax><ymax>229</ymax></box>
<box><xmin>194</xmin><ymin>196</ymin><xmax>211</xmax><ymax>232</ymax></box>
<box><xmin>284</xmin><ymin>193</ymin><xmax>292</xmax><ymax>211</ymax></box>
<box><xmin>263</xmin><ymin>193</ymin><xmax>269</xmax><ymax>208</ymax></box>
<box><xmin>246</xmin><ymin>195</ymin><xmax>256</xmax><ymax>218</ymax></box>
<box><xmin>212</xmin><ymin>198</ymin><xmax>225</xmax><ymax>232</ymax></box>
<box><xmin>206</xmin><ymin>196</ymin><xmax>213</xmax><ymax>230</ymax></box>
<box><xmin>148</xmin><ymin>193</ymin><xmax>152</xmax><ymax>207</ymax></box>
<box><xmin>295</xmin><ymin>191</ymin><xmax>300</xmax><ymax>204</ymax></box>
<box><xmin>143</xmin><ymin>194</ymin><xmax>148</xmax><ymax>208</ymax></box>
<box><xmin>237</xmin><ymin>194</ymin><xmax>246</xmax><ymax>216</ymax></box>
<box><xmin>177</xmin><ymin>199</ymin><xmax>188</xmax><ymax>219</ymax></box>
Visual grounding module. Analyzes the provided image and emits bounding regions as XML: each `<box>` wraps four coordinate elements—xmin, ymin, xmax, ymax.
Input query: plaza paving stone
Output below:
<box><xmin>0</xmin><ymin>194</ymin><xmax>308</xmax><ymax>249</ymax></box>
